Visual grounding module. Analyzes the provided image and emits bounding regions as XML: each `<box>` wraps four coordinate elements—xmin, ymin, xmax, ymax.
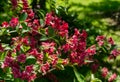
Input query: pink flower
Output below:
<box><xmin>111</xmin><ymin>49</ymin><xmax>120</xmax><ymax>57</ymax></box>
<box><xmin>98</xmin><ymin>40</ymin><xmax>104</xmax><ymax>46</ymax></box>
<box><xmin>101</xmin><ymin>67</ymin><xmax>109</xmax><ymax>78</ymax></box>
<box><xmin>51</xmin><ymin>56</ymin><xmax>58</xmax><ymax>67</ymax></box>
<box><xmin>28</xmin><ymin>73</ymin><xmax>36</xmax><ymax>82</ymax></box>
<box><xmin>108</xmin><ymin>73</ymin><xmax>117</xmax><ymax>82</ymax></box>
<box><xmin>21</xmin><ymin>71</ymin><xmax>30</xmax><ymax>80</ymax></box>
<box><xmin>86</xmin><ymin>45</ymin><xmax>96</xmax><ymax>56</ymax></box>
<box><xmin>1</xmin><ymin>21</ymin><xmax>9</xmax><ymax>27</ymax></box>
<box><xmin>74</xmin><ymin>28</ymin><xmax>80</xmax><ymax>36</ymax></box>
<box><xmin>41</xmin><ymin>62</ymin><xmax>50</xmax><ymax>74</ymax></box>
<box><xmin>45</xmin><ymin>12</ymin><xmax>68</xmax><ymax>37</ymax></box>
<box><xmin>28</xmin><ymin>10</ymin><xmax>34</xmax><ymax>19</ymax></box>
<box><xmin>21</xmin><ymin>37</ymin><xmax>29</xmax><ymax>45</ymax></box>
<box><xmin>9</xmin><ymin>17</ymin><xmax>19</xmax><ymax>27</ymax></box>
<box><xmin>21</xmin><ymin>65</ymin><xmax>34</xmax><ymax>80</ymax></box>
<box><xmin>96</xmin><ymin>35</ymin><xmax>105</xmax><ymax>41</ymax></box>
<box><xmin>41</xmin><ymin>42</ymin><xmax>56</xmax><ymax>55</ymax></box>
<box><xmin>62</xmin><ymin>44</ymin><xmax>70</xmax><ymax>52</ymax></box>
<box><xmin>17</xmin><ymin>54</ymin><xmax>26</xmax><ymax>63</ymax></box>
<box><xmin>62</xmin><ymin>59</ymin><xmax>69</xmax><ymax>65</ymax></box>
<box><xmin>29</xmin><ymin>48</ymin><xmax>38</xmax><ymax>57</ymax></box>
<box><xmin>70</xmin><ymin>52</ymin><xmax>78</xmax><ymax>63</ymax></box>
<box><xmin>108</xmin><ymin>37</ymin><xmax>114</xmax><ymax>45</ymax></box>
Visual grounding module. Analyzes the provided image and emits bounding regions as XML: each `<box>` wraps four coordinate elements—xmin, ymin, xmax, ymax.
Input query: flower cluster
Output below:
<box><xmin>101</xmin><ymin>67</ymin><xmax>117</xmax><ymax>82</ymax></box>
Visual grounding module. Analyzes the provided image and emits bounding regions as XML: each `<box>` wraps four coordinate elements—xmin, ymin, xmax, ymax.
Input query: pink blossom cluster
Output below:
<box><xmin>45</xmin><ymin>12</ymin><xmax>68</xmax><ymax>37</ymax></box>
<box><xmin>101</xmin><ymin>67</ymin><xmax>117</xmax><ymax>82</ymax></box>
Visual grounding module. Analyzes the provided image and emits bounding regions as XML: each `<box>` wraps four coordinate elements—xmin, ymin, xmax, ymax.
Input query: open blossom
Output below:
<box><xmin>98</xmin><ymin>40</ymin><xmax>104</xmax><ymax>46</ymax></box>
<box><xmin>1</xmin><ymin>21</ymin><xmax>9</xmax><ymax>27</ymax></box>
<box><xmin>108</xmin><ymin>37</ymin><xmax>114</xmax><ymax>45</ymax></box>
<box><xmin>17</xmin><ymin>54</ymin><xmax>26</xmax><ymax>63</ymax></box>
<box><xmin>101</xmin><ymin>67</ymin><xmax>109</xmax><ymax>78</ymax></box>
<box><xmin>25</xmin><ymin>65</ymin><xmax>33</xmax><ymax>73</ymax></box>
<box><xmin>108</xmin><ymin>73</ymin><xmax>117</xmax><ymax>82</ymax></box>
<box><xmin>41</xmin><ymin>62</ymin><xmax>50</xmax><ymax>74</ymax></box>
<box><xmin>2</xmin><ymin>56</ymin><xmax>14</xmax><ymax>68</ymax></box>
<box><xmin>86</xmin><ymin>45</ymin><xmax>96</xmax><ymax>56</ymax></box>
<box><xmin>9</xmin><ymin>17</ymin><xmax>19</xmax><ymax>27</ymax></box>
<box><xmin>96</xmin><ymin>35</ymin><xmax>105</xmax><ymax>41</ymax></box>
<box><xmin>21</xmin><ymin>65</ymin><xmax>34</xmax><ymax>81</ymax></box>
<box><xmin>41</xmin><ymin>41</ymin><xmax>56</xmax><ymax>55</ymax></box>
<box><xmin>12</xmin><ymin>67</ymin><xmax>21</xmax><ymax>78</ymax></box>
<box><xmin>45</xmin><ymin>12</ymin><xmax>68</xmax><ymax>37</ymax></box>
<box><xmin>111</xmin><ymin>49</ymin><xmax>120</xmax><ymax>57</ymax></box>
<box><xmin>96</xmin><ymin>35</ymin><xmax>105</xmax><ymax>46</ymax></box>
<box><xmin>29</xmin><ymin>48</ymin><xmax>38</xmax><ymax>57</ymax></box>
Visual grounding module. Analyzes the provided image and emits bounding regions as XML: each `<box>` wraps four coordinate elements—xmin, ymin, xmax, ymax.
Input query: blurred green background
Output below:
<box><xmin>56</xmin><ymin>0</ymin><xmax>120</xmax><ymax>45</ymax></box>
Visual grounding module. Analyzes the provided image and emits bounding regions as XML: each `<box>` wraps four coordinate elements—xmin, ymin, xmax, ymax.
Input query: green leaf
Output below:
<box><xmin>91</xmin><ymin>78</ymin><xmax>102</xmax><ymax>82</ymax></box>
<box><xmin>21</xmin><ymin>23</ymin><xmax>30</xmax><ymax>33</ymax></box>
<box><xmin>43</xmin><ymin>53</ymin><xmax>49</xmax><ymax>62</ymax></box>
<box><xmin>19</xmin><ymin>13</ymin><xmax>28</xmax><ymax>22</ymax></box>
<box><xmin>21</xmin><ymin>45</ymin><xmax>30</xmax><ymax>53</ymax></box>
<box><xmin>56</xmin><ymin>64</ymin><xmax>64</xmax><ymax>70</ymax></box>
<box><xmin>25</xmin><ymin>56</ymin><xmax>36</xmax><ymax>65</ymax></box>
<box><xmin>48</xmin><ymin>26</ymin><xmax>55</xmax><ymax>37</ymax></box>
<box><xmin>40</xmin><ymin>19</ymin><xmax>44</xmax><ymax>27</ymax></box>
<box><xmin>13</xmin><ymin>78</ymin><xmax>24</xmax><ymax>82</ymax></box>
<box><xmin>0</xmin><ymin>51</ymin><xmax>8</xmax><ymax>60</ymax></box>
<box><xmin>40</xmin><ymin>35</ymin><xmax>49</xmax><ymax>41</ymax></box>
<box><xmin>0</xmin><ymin>68</ymin><xmax>6</xmax><ymax>78</ymax></box>
<box><xmin>73</xmin><ymin>66</ymin><xmax>85</xmax><ymax>82</ymax></box>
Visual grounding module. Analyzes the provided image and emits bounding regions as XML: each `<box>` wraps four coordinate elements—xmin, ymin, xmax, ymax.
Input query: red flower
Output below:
<box><xmin>12</xmin><ymin>67</ymin><xmax>21</xmax><ymax>78</ymax></box>
<box><xmin>17</xmin><ymin>54</ymin><xmax>26</xmax><ymax>63</ymax></box>
<box><xmin>1</xmin><ymin>21</ymin><xmax>9</xmax><ymax>27</ymax></box>
<box><xmin>108</xmin><ymin>37</ymin><xmax>114</xmax><ymax>45</ymax></box>
<box><xmin>2</xmin><ymin>56</ymin><xmax>14</xmax><ymax>68</ymax></box>
<box><xmin>25</xmin><ymin>65</ymin><xmax>33</xmax><ymax>73</ymax></box>
<box><xmin>9</xmin><ymin>17</ymin><xmax>19</xmax><ymax>27</ymax></box>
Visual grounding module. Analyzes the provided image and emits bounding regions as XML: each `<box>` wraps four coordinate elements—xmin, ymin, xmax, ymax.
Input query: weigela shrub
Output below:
<box><xmin>0</xmin><ymin>0</ymin><xmax>120</xmax><ymax>82</ymax></box>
